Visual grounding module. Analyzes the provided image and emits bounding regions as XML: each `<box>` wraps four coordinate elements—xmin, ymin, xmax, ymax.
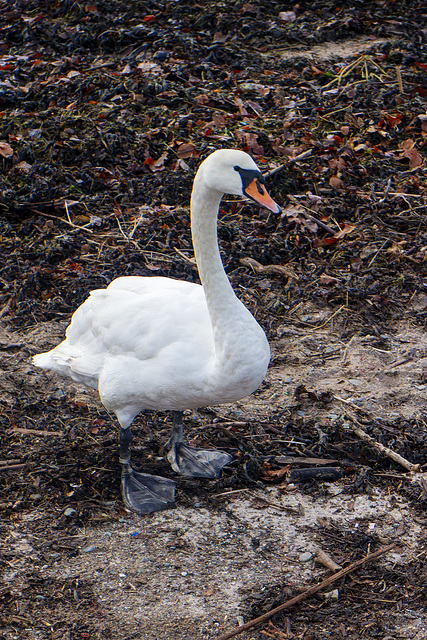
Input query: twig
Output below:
<box><xmin>9</xmin><ymin>427</ymin><xmax>64</xmax><ymax>437</ymax></box>
<box><xmin>0</xmin><ymin>464</ymin><xmax>26</xmax><ymax>472</ymax></box>
<box><xmin>287</xmin><ymin>195</ymin><xmax>337</xmax><ymax>235</ymax></box>
<box><xmin>396</xmin><ymin>66</ymin><xmax>403</xmax><ymax>93</ymax></box>
<box><xmin>263</xmin><ymin>150</ymin><xmax>313</xmax><ymax>178</ymax></box>
<box><xmin>303</xmin><ymin>304</ymin><xmax>345</xmax><ymax>330</ymax></box>
<box><xmin>383</xmin><ymin>356</ymin><xmax>414</xmax><ymax>371</ymax></box>
<box><xmin>217</xmin><ymin>543</ymin><xmax>396</xmax><ymax>640</ymax></box>
<box><xmin>239</xmin><ymin>257</ymin><xmax>298</xmax><ymax>279</ymax></box>
<box><xmin>377</xmin><ymin>177</ymin><xmax>392</xmax><ymax>204</ymax></box>
<box><xmin>338</xmin><ymin>412</ymin><xmax>420</xmax><ymax>472</ymax></box>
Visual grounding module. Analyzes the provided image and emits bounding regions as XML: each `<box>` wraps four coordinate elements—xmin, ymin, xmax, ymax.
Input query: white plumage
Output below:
<box><xmin>33</xmin><ymin>149</ymin><xmax>280</xmax><ymax>514</ymax></box>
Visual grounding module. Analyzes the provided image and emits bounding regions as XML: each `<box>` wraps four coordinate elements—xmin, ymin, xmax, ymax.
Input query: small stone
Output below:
<box><xmin>299</xmin><ymin>551</ymin><xmax>313</xmax><ymax>562</ymax></box>
<box><xmin>64</xmin><ymin>507</ymin><xmax>76</xmax><ymax>517</ymax></box>
<box><xmin>81</xmin><ymin>545</ymin><xmax>96</xmax><ymax>553</ymax></box>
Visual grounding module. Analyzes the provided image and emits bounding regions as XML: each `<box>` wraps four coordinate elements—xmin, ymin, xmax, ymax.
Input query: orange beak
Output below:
<box><xmin>244</xmin><ymin>178</ymin><xmax>281</xmax><ymax>214</ymax></box>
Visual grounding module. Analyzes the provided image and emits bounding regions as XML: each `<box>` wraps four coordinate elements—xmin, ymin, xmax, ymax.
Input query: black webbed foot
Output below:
<box><xmin>165</xmin><ymin>411</ymin><xmax>232</xmax><ymax>479</ymax></box>
<box><xmin>121</xmin><ymin>467</ymin><xmax>176</xmax><ymax>515</ymax></box>
<box><xmin>167</xmin><ymin>443</ymin><xmax>232</xmax><ymax>478</ymax></box>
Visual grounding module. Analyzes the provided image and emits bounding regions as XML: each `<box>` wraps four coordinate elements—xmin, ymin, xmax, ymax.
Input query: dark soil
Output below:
<box><xmin>1</xmin><ymin>1</ymin><xmax>427</xmax><ymax>639</ymax></box>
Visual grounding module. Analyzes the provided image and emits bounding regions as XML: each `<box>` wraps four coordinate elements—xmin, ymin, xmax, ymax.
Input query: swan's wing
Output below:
<box><xmin>35</xmin><ymin>277</ymin><xmax>213</xmax><ymax>388</ymax></box>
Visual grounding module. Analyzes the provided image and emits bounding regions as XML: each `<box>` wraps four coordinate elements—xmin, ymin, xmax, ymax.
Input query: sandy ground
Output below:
<box><xmin>2</xmin><ymin>294</ymin><xmax>427</xmax><ymax>639</ymax></box>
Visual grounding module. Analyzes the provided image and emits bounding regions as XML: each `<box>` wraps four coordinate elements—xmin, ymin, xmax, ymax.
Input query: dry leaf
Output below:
<box><xmin>137</xmin><ymin>61</ymin><xmax>161</xmax><ymax>75</ymax></box>
<box><xmin>213</xmin><ymin>32</ymin><xmax>227</xmax><ymax>42</ymax></box>
<box><xmin>13</xmin><ymin>160</ymin><xmax>32</xmax><ymax>173</ymax></box>
<box><xmin>262</xmin><ymin>465</ymin><xmax>290</xmax><ymax>481</ymax></box>
<box><xmin>319</xmin><ymin>275</ymin><xmax>339</xmax><ymax>285</ymax></box>
<box><xmin>149</xmin><ymin>151</ymin><xmax>168</xmax><ymax>172</ymax></box>
<box><xmin>194</xmin><ymin>94</ymin><xmax>212</xmax><ymax>106</ymax></box>
<box><xmin>400</xmin><ymin>140</ymin><xmax>422</xmax><ymax>168</ymax></box>
<box><xmin>279</xmin><ymin>11</ymin><xmax>296</xmax><ymax>21</ymax></box>
<box><xmin>176</xmin><ymin>142</ymin><xmax>197</xmax><ymax>159</ymax></box>
<box><xmin>329</xmin><ymin>175</ymin><xmax>343</xmax><ymax>190</ymax></box>
<box><xmin>0</xmin><ymin>142</ymin><xmax>13</xmax><ymax>158</ymax></box>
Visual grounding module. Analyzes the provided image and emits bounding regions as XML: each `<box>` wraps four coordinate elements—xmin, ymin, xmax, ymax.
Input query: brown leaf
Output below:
<box><xmin>333</xmin><ymin>223</ymin><xmax>355</xmax><ymax>239</ymax></box>
<box><xmin>176</xmin><ymin>142</ymin><xmax>197</xmax><ymax>159</ymax></box>
<box><xmin>329</xmin><ymin>175</ymin><xmax>343</xmax><ymax>190</ymax></box>
<box><xmin>241</xmin><ymin>3</ymin><xmax>259</xmax><ymax>13</ymax></box>
<box><xmin>400</xmin><ymin>141</ymin><xmax>422</xmax><ymax>168</ymax></box>
<box><xmin>0</xmin><ymin>142</ymin><xmax>13</xmax><ymax>158</ymax></box>
<box><xmin>13</xmin><ymin>160</ymin><xmax>32</xmax><ymax>173</ymax></box>
<box><xmin>319</xmin><ymin>275</ymin><xmax>339</xmax><ymax>285</ymax></box>
<box><xmin>149</xmin><ymin>151</ymin><xmax>168</xmax><ymax>172</ymax></box>
<box><xmin>212</xmin><ymin>113</ymin><xmax>226</xmax><ymax>127</ymax></box>
<box><xmin>213</xmin><ymin>32</ymin><xmax>228</xmax><ymax>42</ymax></box>
<box><xmin>235</xmin><ymin>130</ymin><xmax>264</xmax><ymax>155</ymax></box>
<box><xmin>194</xmin><ymin>94</ymin><xmax>212</xmax><ymax>106</ymax></box>
<box><xmin>261</xmin><ymin>465</ymin><xmax>290</xmax><ymax>481</ymax></box>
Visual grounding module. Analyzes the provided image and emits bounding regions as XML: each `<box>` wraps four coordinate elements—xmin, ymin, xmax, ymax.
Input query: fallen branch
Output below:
<box><xmin>337</xmin><ymin>412</ymin><xmax>420</xmax><ymax>473</ymax></box>
<box><xmin>216</xmin><ymin>543</ymin><xmax>396</xmax><ymax>640</ymax></box>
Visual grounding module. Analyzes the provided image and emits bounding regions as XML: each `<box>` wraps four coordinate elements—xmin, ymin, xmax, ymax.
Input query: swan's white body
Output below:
<box><xmin>34</xmin><ymin>150</ymin><xmax>276</xmax><ymax>431</ymax></box>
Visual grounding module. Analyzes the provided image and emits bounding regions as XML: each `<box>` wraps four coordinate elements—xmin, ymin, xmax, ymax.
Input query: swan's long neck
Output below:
<box><xmin>190</xmin><ymin>171</ymin><xmax>268</xmax><ymax>380</ymax></box>
<box><xmin>190</xmin><ymin>175</ymin><xmax>241</xmax><ymax>328</ymax></box>
<box><xmin>190</xmin><ymin>177</ymin><xmax>235</xmax><ymax>310</ymax></box>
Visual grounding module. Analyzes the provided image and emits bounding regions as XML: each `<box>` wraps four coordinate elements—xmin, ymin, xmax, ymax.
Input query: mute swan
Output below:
<box><xmin>33</xmin><ymin>149</ymin><xmax>281</xmax><ymax>515</ymax></box>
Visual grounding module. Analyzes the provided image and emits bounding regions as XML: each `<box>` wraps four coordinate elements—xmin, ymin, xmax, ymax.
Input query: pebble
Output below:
<box><xmin>299</xmin><ymin>551</ymin><xmax>313</xmax><ymax>562</ymax></box>
<box><xmin>63</xmin><ymin>507</ymin><xmax>76</xmax><ymax>517</ymax></box>
<box><xmin>81</xmin><ymin>545</ymin><xmax>96</xmax><ymax>553</ymax></box>
<box><xmin>324</xmin><ymin>589</ymin><xmax>339</xmax><ymax>601</ymax></box>
<box><xmin>284</xmin><ymin>375</ymin><xmax>293</xmax><ymax>383</ymax></box>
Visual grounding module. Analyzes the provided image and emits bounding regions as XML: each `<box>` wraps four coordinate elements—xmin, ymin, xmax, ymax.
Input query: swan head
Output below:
<box><xmin>197</xmin><ymin>149</ymin><xmax>281</xmax><ymax>214</ymax></box>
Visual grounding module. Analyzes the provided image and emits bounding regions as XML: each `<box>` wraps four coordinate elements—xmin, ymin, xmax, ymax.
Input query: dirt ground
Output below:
<box><xmin>1</xmin><ymin>2</ymin><xmax>427</xmax><ymax>640</ymax></box>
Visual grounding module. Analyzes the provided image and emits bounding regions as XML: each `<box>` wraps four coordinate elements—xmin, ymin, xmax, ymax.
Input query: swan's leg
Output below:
<box><xmin>119</xmin><ymin>427</ymin><xmax>176</xmax><ymax>515</ymax></box>
<box><xmin>165</xmin><ymin>411</ymin><xmax>232</xmax><ymax>478</ymax></box>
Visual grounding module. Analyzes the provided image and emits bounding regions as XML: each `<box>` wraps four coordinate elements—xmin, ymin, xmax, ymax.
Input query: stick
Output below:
<box><xmin>0</xmin><ymin>464</ymin><xmax>26</xmax><ymax>472</ymax></box>
<box><xmin>216</xmin><ymin>543</ymin><xmax>396</xmax><ymax>640</ymax></box>
<box><xmin>336</xmin><ymin>411</ymin><xmax>420</xmax><ymax>473</ymax></box>
<box><xmin>10</xmin><ymin>427</ymin><xmax>64</xmax><ymax>437</ymax></box>
<box><xmin>263</xmin><ymin>150</ymin><xmax>313</xmax><ymax>178</ymax></box>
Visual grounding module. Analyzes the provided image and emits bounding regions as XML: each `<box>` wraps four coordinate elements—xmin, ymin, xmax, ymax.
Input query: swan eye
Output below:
<box><xmin>234</xmin><ymin>165</ymin><xmax>240</xmax><ymax>172</ymax></box>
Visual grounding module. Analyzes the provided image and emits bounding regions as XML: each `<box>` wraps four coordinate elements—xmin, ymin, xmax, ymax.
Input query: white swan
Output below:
<box><xmin>33</xmin><ymin>149</ymin><xmax>281</xmax><ymax>515</ymax></box>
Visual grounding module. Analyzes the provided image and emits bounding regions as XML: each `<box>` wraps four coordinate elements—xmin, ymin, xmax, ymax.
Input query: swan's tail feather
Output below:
<box><xmin>32</xmin><ymin>352</ymin><xmax>55</xmax><ymax>369</ymax></box>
